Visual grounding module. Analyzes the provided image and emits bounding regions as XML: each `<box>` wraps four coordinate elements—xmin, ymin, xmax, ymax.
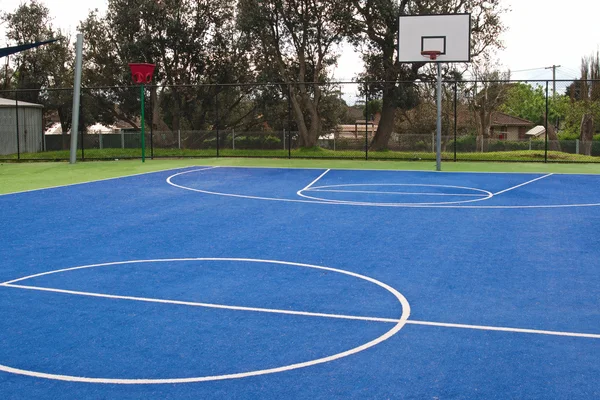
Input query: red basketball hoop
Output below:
<box><xmin>421</xmin><ymin>50</ymin><xmax>442</xmax><ymax>61</ymax></box>
<box><xmin>128</xmin><ymin>63</ymin><xmax>156</xmax><ymax>84</ymax></box>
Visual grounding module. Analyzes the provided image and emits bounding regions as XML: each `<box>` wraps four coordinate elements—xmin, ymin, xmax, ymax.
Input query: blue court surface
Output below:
<box><xmin>1</xmin><ymin>166</ymin><xmax>599</xmax><ymax>399</ymax></box>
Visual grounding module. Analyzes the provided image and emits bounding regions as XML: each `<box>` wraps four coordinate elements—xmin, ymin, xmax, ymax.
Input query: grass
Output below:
<box><xmin>2</xmin><ymin>156</ymin><xmax>600</xmax><ymax>195</ymax></box>
<box><xmin>3</xmin><ymin>147</ymin><xmax>600</xmax><ymax>162</ymax></box>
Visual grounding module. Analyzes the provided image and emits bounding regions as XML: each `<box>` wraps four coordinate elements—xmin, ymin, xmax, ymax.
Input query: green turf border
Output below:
<box><xmin>2</xmin><ymin>158</ymin><xmax>600</xmax><ymax>195</ymax></box>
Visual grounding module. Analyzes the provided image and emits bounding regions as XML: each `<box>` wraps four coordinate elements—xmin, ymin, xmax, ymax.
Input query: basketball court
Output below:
<box><xmin>0</xmin><ymin>166</ymin><xmax>599</xmax><ymax>398</ymax></box>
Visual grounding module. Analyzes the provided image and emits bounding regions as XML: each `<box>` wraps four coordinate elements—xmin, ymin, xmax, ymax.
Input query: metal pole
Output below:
<box><xmin>436</xmin><ymin>62</ymin><xmax>442</xmax><ymax>171</ymax></box>
<box><xmin>42</xmin><ymin>111</ymin><xmax>46</xmax><ymax>152</ymax></box>
<box><xmin>140</xmin><ymin>84</ymin><xmax>145</xmax><ymax>162</ymax></box>
<box><xmin>545</xmin><ymin>65</ymin><xmax>561</xmax><ymax>98</ymax></box>
<box><xmin>69</xmin><ymin>33</ymin><xmax>83</xmax><ymax>164</ymax></box>
<box><xmin>80</xmin><ymin>91</ymin><xmax>84</xmax><ymax>160</ymax></box>
<box><xmin>14</xmin><ymin>92</ymin><xmax>20</xmax><ymax>160</ymax></box>
<box><xmin>365</xmin><ymin>82</ymin><xmax>369</xmax><ymax>160</ymax></box>
<box><xmin>453</xmin><ymin>81</ymin><xmax>457</xmax><ymax>162</ymax></box>
<box><xmin>150</xmin><ymin>86</ymin><xmax>154</xmax><ymax>159</ymax></box>
<box><xmin>215</xmin><ymin>88</ymin><xmax>219</xmax><ymax>157</ymax></box>
<box><xmin>288</xmin><ymin>84</ymin><xmax>292</xmax><ymax>159</ymax></box>
<box><xmin>544</xmin><ymin>81</ymin><xmax>549</xmax><ymax>163</ymax></box>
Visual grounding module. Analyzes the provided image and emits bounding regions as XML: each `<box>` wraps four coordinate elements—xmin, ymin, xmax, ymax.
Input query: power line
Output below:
<box><xmin>509</xmin><ymin>67</ymin><xmax>550</xmax><ymax>73</ymax></box>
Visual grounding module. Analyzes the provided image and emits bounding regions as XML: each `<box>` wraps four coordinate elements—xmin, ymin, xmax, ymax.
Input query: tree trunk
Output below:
<box><xmin>370</xmin><ymin>92</ymin><xmax>396</xmax><ymax>151</ymax></box>
<box><xmin>369</xmin><ymin>82</ymin><xmax>395</xmax><ymax>151</ymax></box>
<box><xmin>58</xmin><ymin>107</ymin><xmax>70</xmax><ymax>150</ymax></box>
<box><xmin>290</xmin><ymin>93</ymin><xmax>312</xmax><ymax>148</ymax></box>
<box><xmin>546</xmin><ymin>123</ymin><xmax>561</xmax><ymax>152</ymax></box>
<box><xmin>580</xmin><ymin>113</ymin><xmax>594</xmax><ymax>156</ymax></box>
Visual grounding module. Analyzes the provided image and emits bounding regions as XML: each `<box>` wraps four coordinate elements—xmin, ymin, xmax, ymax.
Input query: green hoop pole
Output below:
<box><xmin>141</xmin><ymin>84</ymin><xmax>145</xmax><ymax>162</ymax></box>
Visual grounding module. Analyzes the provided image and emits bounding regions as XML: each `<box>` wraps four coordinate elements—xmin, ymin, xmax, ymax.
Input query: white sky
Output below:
<box><xmin>1</xmin><ymin>0</ymin><xmax>599</xmax><ymax>82</ymax></box>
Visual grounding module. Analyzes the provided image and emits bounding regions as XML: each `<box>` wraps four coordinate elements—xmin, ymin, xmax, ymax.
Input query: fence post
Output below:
<box><xmin>121</xmin><ymin>130</ymin><xmax>125</xmax><ymax>149</ymax></box>
<box><xmin>544</xmin><ymin>81</ymin><xmax>549</xmax><ymax>163</ymax></box>
<box><xmin>80</xmin><ymin>127</ymin><xmax>84</xmax><ymax>160</ymax></box>
<box><xmin>288</xmin><ymin>83</ymin><xmax>292</xmax><ymax>159</ymax></box>
<box><xmin>15</xmin><ymin>92</ymin><xmax>20</xmax><ymax>160</ymax></box>
<box><xmin>576</xmin><ymin>139</ymin><xmax>580</xmax><ymax>154</ymax></box>
<box><xmin>215</xmin><ymin>86</ymin><xmax>220</xmax><ymax>157</ymax></box>
<box><xmin>365</xmin><ymin>81</ymin><xmax>369</xmax><ymax>160</ymax></box>
<box><xmin>80</xmin><ymin>91</ymin><xmax>84</xmax><ymax>161</ymax></box>
<box><xmin>150</xmin><ymin>86</ymin><xmax>154</xmax><ymax>159</ymax></box>
<box><xmin>41</xmin><ymin>112</ymin><xmax>46</xmax><ymax>152</ymax></box>
<box><xmin>454</xmin><ymin>81</ymin><xmax>458</xmax><ymax>162</ymax></box>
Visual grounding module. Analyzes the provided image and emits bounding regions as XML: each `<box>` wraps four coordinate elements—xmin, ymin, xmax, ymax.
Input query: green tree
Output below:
<box><xmin>238</xmin><ymin>0</ymin><xmax>352</xmax><ymax>147</ymax></box>
<box><xmin>2</xmin><ymin>0</ymin><xmax>73</xmax><ymax>148</ymax></box>
<box><xmin>500</xmin><ymin>82</ymin><xmax>568</xmax><ymax>126</ymax></box>
<box><xmin>347</xmin><ymin>0</ymin><xmax>507</xmax><ymax>150</ymax></box>
<box><xmin>79</xmin><ymin>0</ymin><xmax>254</xmax><ymax>134</ymax></box>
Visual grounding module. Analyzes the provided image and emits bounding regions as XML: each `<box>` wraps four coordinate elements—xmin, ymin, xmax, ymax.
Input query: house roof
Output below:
<box><xmin>525</xmin><ymin>125</ymin><xmax>546</xmax><ymax>137</ymax></box>
<box><xmin>455</xmin><ymin>109</ymin><xmax>535</xmax><ymax>128</ymax></box>
<box><xmin>0</xmin><ymin>97</ymin><xmax>44</xmax><ymax>108</ymax></box>
<box><xmin>491</xmin><ymin>112</ymin><xmax>535</xmax><ymax>127</ymax></box>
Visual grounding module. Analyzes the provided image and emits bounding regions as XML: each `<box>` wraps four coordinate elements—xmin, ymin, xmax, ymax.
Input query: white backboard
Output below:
<box><xmin>398</xmin><ymin>14</ymin><xmax>471</xmax><ymax>63</ymax></box>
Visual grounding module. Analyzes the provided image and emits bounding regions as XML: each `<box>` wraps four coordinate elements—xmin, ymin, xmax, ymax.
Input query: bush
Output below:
<box><xmin>488</xmin><ymin>140</ymin><xmax>531</xmax><ymax>152</ymax></box>
<box><xmin>558</xmin><ymin>131</ymin><xmax>580</xmax><ymax>140</ymax></box>
<box><xmin>450</xmin><ymin>135</ymin><xmax>477</xmax><ymax>152</ymax></box>
<box><xmin>229</xmin><ymin>134</ymin><xmax>282</xmax><ymax>150</ymax></box>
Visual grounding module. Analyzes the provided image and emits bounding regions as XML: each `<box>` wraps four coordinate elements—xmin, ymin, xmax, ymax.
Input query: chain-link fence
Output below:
<box><xmin>1</xmin><ymin>79</ymin><xmax>599</xmax><ymax>162</ymax></box>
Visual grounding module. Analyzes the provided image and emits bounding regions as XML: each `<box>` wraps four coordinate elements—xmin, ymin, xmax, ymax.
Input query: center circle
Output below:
<box><xmin>0</xmin><ymin>258</ymin><xmax>410</xmax><ymax>385</ymax></box>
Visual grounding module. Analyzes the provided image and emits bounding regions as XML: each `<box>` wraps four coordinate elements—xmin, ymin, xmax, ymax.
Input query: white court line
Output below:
<box><xmin>493</xmin><ymin>173</ymin><xmax>554</xmax><ymax>196</ymax></box>
<box><xmin>0</xmin><ymin>257</ymin><xmax>411</xmax><ymax>384</ymax></box>
<box><xmin>307</xmin><ymin>189</ymin><xmax>488</xmax><ymax>197</ymax></box>
<box><xmin>298</xmin><ymin>183</ymin><xmax>493</xmax><ymax>205</ymax></box>
<box><xmin>0</xmin><ymin>166</ymin><xmax>210</xmax><ymax>197</ymax></box>
<box><xmin>166</xmin><ymin>169</ymin><xmax>600</xmax><ymax>209</ymax></box>
<box><xmin>406</xmin><ymin>320</ymin><xmax>600</xmax><ymax>339</ymax></box>
<box><xmin>183</xmin><ymin>165</ymin><xmax>600</xmax><ymax>176</ymax></box>
<box><xmin>2</xmin><ymin>283</ymin><xmax>598</xmax><ymax>340</ymax></box>
<box><xmin>299</xmin><ymin>169</ymin><xmax>331</xmax><ymax>192</ymax></box>
<box><xmin>0</xmin><ymin>283</ymin><xmax>399</xmax><ymax>324</ymax></box>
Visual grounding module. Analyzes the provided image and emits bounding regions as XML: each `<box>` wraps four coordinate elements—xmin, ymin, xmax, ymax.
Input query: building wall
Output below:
<box><xmin>506</xmin><ymin>127</ymin><xmax>520</xmax><ymax>141</ymax></box>
<box><xmin>0</xmin><ymin>106</ymin><xmax>43</xmax><ymax>155</ymax></box>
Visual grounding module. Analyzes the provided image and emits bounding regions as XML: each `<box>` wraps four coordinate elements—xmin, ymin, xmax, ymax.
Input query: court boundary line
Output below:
<box><xmin>172</xmin><ymin>164</ymin><xmax>600</xmax><ymax>176</ymax></box>
<box><xmin>2</xmin><ymin>283</ymin><xmax>598</xmax><ymax>340</ymax></box>
<box><xmin>493</xmin><ymin>173</ymin><xmax>554</xmax><ymax>195</ymax></box>
<box><xmin>0</xmin><ymin>165</ymin><xmax>213</xmax><ymax>197</ymax></box>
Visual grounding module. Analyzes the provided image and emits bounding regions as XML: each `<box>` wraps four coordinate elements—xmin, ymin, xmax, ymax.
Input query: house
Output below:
<box><xmin>489</xmin><ymin>112</ymin><xmax>535</xmax><ymax>140</ymax></box>
<box><xmin>336</xmin><ymin>112</ymin><xmax>381</xmax><ymax>138</ymax></box>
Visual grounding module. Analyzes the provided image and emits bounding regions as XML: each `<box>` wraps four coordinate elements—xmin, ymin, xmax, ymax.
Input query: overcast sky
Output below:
<box><xmin>1</xmin><ymin>0</ymin><xmax>599</xmax><ymax>82</ymax></box>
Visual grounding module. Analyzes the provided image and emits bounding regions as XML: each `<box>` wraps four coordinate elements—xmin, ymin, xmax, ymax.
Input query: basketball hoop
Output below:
<box><xmin>421</xmin><ymin>50</ymin><xmax>442</xmax><ymax>61</ymax></box>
